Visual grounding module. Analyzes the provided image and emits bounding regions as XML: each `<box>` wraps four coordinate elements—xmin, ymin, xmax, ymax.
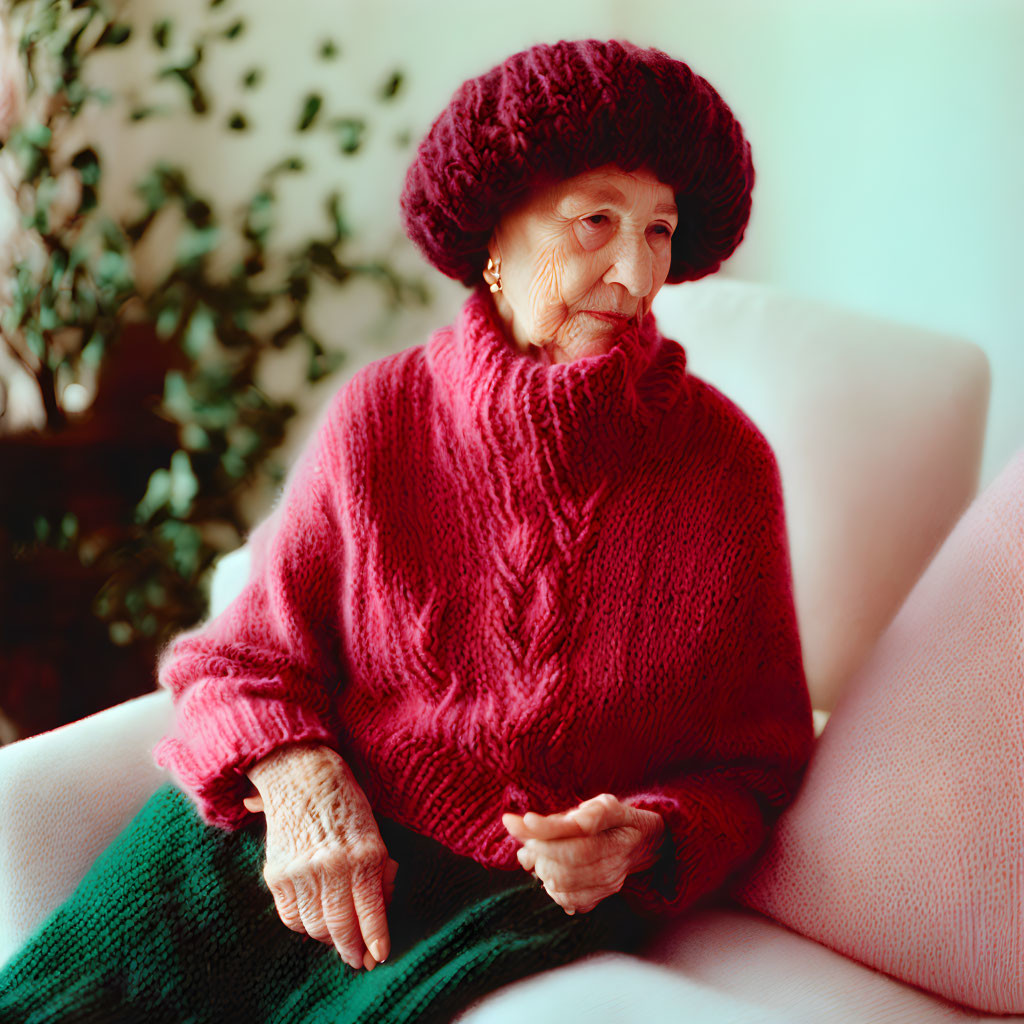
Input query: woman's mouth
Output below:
<box><xmin>583</xmin><ymin>310</ymin><xmax>630</xmax><ymax>324</ymax></box>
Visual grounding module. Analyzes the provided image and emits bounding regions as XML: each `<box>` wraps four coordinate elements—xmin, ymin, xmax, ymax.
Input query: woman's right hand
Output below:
<box><xmin>245</xmin><ymin>742</ymin><xmax>397</xmax><ymax>971</ymax></box>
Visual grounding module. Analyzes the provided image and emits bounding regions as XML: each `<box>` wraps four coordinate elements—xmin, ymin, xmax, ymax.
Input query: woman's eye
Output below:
<box><xmin>571</xmin><ymin>213</ymin><xmax>613</xmax><ymax>250</ymax></box>
<box><xmin>651</xmin><ymin>224</ymin><xmax>673</xmax><ymax>237</ymax></box>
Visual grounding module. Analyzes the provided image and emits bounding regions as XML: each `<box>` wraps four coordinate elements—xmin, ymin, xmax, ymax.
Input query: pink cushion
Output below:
<box><xmin>730</xmin><ymin>449</ymin><xmax>1024</xmax><ymax>1015</ymax></box>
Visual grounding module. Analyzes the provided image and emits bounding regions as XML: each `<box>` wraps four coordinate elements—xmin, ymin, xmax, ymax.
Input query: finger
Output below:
<box><xmin>540</xmin><ymin>877</ymin><xmax>577</xmax><ymax>915</ymax></box>
<box><xmin>571</xmin><ymin>793</ymin><xmax>628</xmax><ymax>835</ymax></box>
<box><xmin>319</xmin><ymin>878</ymin><xmax>367</xmax><ymax>969</ymax></box>
<box><xmin>266</xmin><ymin>873</ymin><xmax>305</xmax><ymax>934</ymax></box>
<box><xmin>243</xmin><ymin>794</ymin><xmax>265</xmax><ymax>813</ymax></box>
<box><xmin>352</xmin><ymin>860</ymin><xmax>392</xmax><ymax>965</ymax></box>
<box><xmin>516</xmin><ymin>846</ymin><xmax>537</xmax><ymax>873</ymax></box>
<box><xmin>503</xmin><ymin>810</ymin><xmax>586</xmax><ymax>842</ymax></box>
<box><xmin>292</xmin><ymin>874</ymin><xmax>333</xmax><ymax>946</ymax></box>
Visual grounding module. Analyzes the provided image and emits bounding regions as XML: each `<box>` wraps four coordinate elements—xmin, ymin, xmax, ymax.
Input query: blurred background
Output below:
<box><xmin>1</xmin><ymin>0</ymin><xmax>1021</xmax><ymax>741</ymax></box>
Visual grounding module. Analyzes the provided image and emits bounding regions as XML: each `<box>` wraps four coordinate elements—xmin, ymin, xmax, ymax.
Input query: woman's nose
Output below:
<box><xmin>603</xmin><ymin>232</ymin><xmax>653</xmax><ymax>298</ymax></box>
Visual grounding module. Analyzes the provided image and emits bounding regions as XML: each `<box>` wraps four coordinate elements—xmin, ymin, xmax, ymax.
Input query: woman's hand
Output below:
<box><xmin>502</xmin><ymin>793</ymin><xmax>665</xmax><ymax>915</ymax></box>
<box><xmin>245</xmin><ymin>743</ymin><xmax>397</xmax><ymax>971</ymax></box>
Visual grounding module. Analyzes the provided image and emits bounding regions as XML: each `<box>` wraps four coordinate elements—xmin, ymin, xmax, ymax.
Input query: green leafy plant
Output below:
<box><xmin>0</xmin><ymin>0</ymin><xmax>426</xmax><ymax>733</ymax></box>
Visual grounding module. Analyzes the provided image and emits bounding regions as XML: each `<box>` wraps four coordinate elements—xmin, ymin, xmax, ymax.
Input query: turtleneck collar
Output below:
<box><xmin>427</xmin><ymin>287</ymin><xmax>690</xmax><ymax>495</ymax></box>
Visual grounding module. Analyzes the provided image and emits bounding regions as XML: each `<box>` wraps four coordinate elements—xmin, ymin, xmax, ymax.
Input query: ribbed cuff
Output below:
<box><xmin>153</xmin><ymin>694</ymin><xmax>339</xmax><ymax>830</ymax></box>
<box><xmin>619</xmin><ymin>775</ymin><xmax>766</xmax><ymax>917</ymax></box>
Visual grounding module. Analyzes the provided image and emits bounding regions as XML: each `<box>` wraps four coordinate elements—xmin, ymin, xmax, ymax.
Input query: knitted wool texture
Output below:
<box><xmin>732</xmin><ymin>448</ymin><xmax>1024</xmax><ymax>1015</ymax></box>
<box><xmin>400</xmin><ymin>38</ymin><xmax>754</xmax><ymax>287</ymax></box>
<box><xmin>156</xmin><ymin>289</ymin><xmax>815</xmax><ymax>917</ymax></box>
<box><xmin>0</xmin><ymin>784</ymin><xmax>648</xmax><ymax>1023</ymax></box>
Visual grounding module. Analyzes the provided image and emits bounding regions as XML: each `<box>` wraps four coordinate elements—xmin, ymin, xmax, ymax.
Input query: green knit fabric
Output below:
<box><xmin>0</xmin><ymin>785</ymin><xmax>651</xmax><ymax>1023</ymax></box>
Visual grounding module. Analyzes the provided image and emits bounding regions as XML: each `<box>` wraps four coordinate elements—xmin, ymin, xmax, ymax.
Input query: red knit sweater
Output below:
<box><xmin>155</xmin><ymin>288</ymin><xmax>815</xmax><ymax>917</ymax></box>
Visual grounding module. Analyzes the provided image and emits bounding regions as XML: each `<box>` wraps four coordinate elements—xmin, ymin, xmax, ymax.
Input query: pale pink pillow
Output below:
<box><xmin>730</xmin><ymin>449</ymin><xmax>1024</xmax><ymax>1015</ymax></box>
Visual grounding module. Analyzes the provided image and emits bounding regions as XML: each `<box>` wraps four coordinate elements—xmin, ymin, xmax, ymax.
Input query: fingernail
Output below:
<box><xmin>370</xmin><ymin>940</ymin><xmax>386</xmax><ymax>963</ymax></box>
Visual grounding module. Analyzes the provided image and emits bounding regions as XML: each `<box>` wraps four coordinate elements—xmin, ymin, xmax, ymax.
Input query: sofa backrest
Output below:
<box><xmin>653</xmin><ymin>277</ymin><xmax>990</xmax><ymax>710</ymax></box>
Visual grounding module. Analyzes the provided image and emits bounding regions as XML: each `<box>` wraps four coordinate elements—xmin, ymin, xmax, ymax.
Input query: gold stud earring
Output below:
<box><xmin>484</xmin><ymin>256</ymin><xmax>502</xmax><ymax>293</ymax></box>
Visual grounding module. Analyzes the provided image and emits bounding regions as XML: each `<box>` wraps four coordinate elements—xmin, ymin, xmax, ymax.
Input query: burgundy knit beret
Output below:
<box><xmin>400</xmin><ymin>38</ymin><xmax>754</xmax><ymax>288</ymax></box>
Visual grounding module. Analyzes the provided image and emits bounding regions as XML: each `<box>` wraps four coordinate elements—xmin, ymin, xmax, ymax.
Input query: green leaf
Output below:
<box><xmin>226</xmin><ymin>424</ymin><xmax>260</xmax><ymax>458</ymax></box>
<box><xmin>163</xmin><ymin>520</ymin><xmax>202</xmax><ymax>576</ymax></box>
<box><xmin>81</xmin><ymin>331</ymin><xmax>106</xmax><ymax>366</ymax></box>
<box><xmin>152</xmin><ymin>19</ymin><xmax>172</xmax><ymax>49</ymax></box>
<box><xmin>60</xmin><ymin>513</ymin><xmax>79</xmax><ymax>541</ymax></box>
<box><xmin>163</xmin><ymin>371</ymin><xmax>192</xmax><ymax>418</ymax></box>
<box><xmin>266</xmin><ymin>155</ymin><xmax>305</xmax><ymax>177</ymax></box>
<box><xmin>156</xmin><ymin>304</ymin><xmax>180</xmax><ymax>339</ymax></box>
<box><xmin>100</xmin><ymin>217</ymin><xmax>127</xmax><ymax>254</ymax></box>
<box><xmin>331</xmin><ymin>117</ymin><xmax>364</xmax><ymax>155</ymax></box>
<box><xmin>135</xmin><ymin>168</ymin><xmax>166</xmax><ymax>211</ymax></box>
<box><xmin>318</xmin><ymin>39</ymin><xmax>338</xmax><ymax>60</ymax></box>
<box><xmin>25</xmin><ymin>324</ymin><xmax>45</xmax><ymax>359</ymax></box>
<box><xmin>109</xmin><ymin>621</ymin><xmax>133</xmax><ymax>646</ymax></box>
<box><xmin>71</xmin><ymin>146</ymin><xmax>101</xmax><ymax>186</ymax></box>
<box><xmin>227</xmin><ymin>112</ymin><xmax>248</xmax><ymax>132</ymax></box>
<box><xmin>220</xmin><ymin>451</ymin><xmax>247</xmax><ymax>479</ymax></box>
<box><xmin>168</xmin><ymin>449</ymin><xmax>199</xmax><ymax>516</ymax></box>
<box><xmin>242</xmin><ymin>67</ymin><xmax>261</xmax><ymax>89</ymax></box>
<box><xmin>33</xmin><ymin>515</ymin><xmax>51</xmax><ymax>543</ymax></box>
<box><xmin>223</xmin><ymin>19</ymin><xmax>244</xmax><ymax>40</ymax></box>
<box><xmin>244</xmin><ymin>188</ymin><xmax>274</xmax><ymax>243</ymax></box>
<box><xmin>296</xmin><ymin>93</ymin><xmax>322</xmax><ymax>132</ymax></box>
<box><xmin>158</xmin><ymin>65</ymin><xmax>209</xmax><ymax>115</ymax></box>
<box><xmin>184</xmin><ymin>305</ymin><xmax>216</xmax><ymax>357</ymax></box>
<box><xmin>182</xmin><ymin>422</ymin><xmax>210</xmax><ymax>450</ymax></box>
<box><xmin>50</xmin><ymin>247</ymin><xmax>69</xmax><ymax>285</ymax></box>
<box><xmin>97</xmin><ymin>22</ymin><xmax>132</xmax><ymax>47</ymax></box>
<box><xmin>184</xmin><ymin>199</ymin><xmax>213</xmax><ymax>228</ymax></box>
<box><xmin>177</xmin><ymin>225</ymin><xmax>220</xmax><ymax>267</ymax></box>
<box><xmin>79</xmin><ymin>183</ymin><xmax>98</xmax><ymax>213</ymax></box>
<box><xmin>21</xmin><ymin>123</ymin><xmax>53</xmax><ymax>148</ymax></box>
<box><xmin>129</xmin><ymin>105</ymin><xmax>169</xmax><ymax>122</ymax></box>
<box><xmin>326</xmin><ymin>191</ymin><xmax>349</xmax><ymax>242</ymax></box>
<box><xmin>380</xmin><ymin>70</ymin><xmax>403</xmax><ymax>100</ymax></box>
<box><xmin>96</xmin><ymin>249</ymin><xmax>131</xmax><ymax>291</ymax></box>
<box><xmin>39</xmin><ymin>303</ymin><xmax>58</xmax><ymax>330</ymax></box>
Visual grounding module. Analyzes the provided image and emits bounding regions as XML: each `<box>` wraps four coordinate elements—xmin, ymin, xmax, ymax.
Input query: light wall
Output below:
<box><xmin>619</xmin><ymin>0</ymin><xmax>1023</xmax><ymax>488</ymax></box>
<box><xmin>77</xmin><ymin>0</ymin><xmax>1022</xmax><ymax>488</ymax></box>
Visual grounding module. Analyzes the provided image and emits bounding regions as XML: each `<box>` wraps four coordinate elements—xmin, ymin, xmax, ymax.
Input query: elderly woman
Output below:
<box><xmin>159</xmin><ymin>33</ymin><xmax>812</xmax><ymax>960</ymax></box>
<box><xmin>0</xmin><ymin>38</ymin><xmax>813</xmax><ymax>1023</ymax></box>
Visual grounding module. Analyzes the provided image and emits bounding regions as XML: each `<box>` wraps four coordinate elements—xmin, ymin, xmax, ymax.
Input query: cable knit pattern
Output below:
<box><xmin>156</xmin><ymin>287</ymin><xmax>815</xmax><ymax>918</ymax></box>
<box><xmin>731</xmin><ymin>448</ymin><xmax>1024</xmax><ymax>1015</ymax></box>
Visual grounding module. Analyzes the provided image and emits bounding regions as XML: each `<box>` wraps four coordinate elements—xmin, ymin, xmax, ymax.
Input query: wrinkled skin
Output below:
<box><xmin>502</xmin><ymin>794</ymin><xmax>666</xmax><ymax>915</ymax></box>
<box><xmin>487</xmin><ymin>164</ymin><xmax>678</xmax><ymax>364</ymax></box>
<box><xmin>245</xmin><ymin>165</ymin><xmax>674</xmax><ymax>966</ymax></box>
<box><xmin>245</xmin><ymin>743</ymin><xmax>397</xmax><ymax>972</ymax></box>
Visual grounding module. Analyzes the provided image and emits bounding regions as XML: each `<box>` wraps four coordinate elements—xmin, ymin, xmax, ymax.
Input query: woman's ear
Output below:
<box><xmin>483</xmin><ymin>233</ymin><xmax>503</xmax><ymax>293</ymax></box>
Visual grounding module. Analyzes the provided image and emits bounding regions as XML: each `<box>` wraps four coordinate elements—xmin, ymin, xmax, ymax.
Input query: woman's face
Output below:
<box><xmin>487</xmin><ymin>165</ymin><xmax>678</xmax><ymax>364</ymax></box>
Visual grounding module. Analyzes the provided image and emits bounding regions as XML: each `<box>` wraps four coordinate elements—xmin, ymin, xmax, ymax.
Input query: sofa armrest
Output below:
<box><xmin>0</xmin><ymin>690</ymin><xmax>173</xmax><ymax>968</ymax></box>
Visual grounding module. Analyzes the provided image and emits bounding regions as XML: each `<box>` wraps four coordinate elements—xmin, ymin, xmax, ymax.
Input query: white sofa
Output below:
<box><xmin>0</xmin><ymin>277</ymin><xmax>1013</xmax><ymax>1022</ymax></box>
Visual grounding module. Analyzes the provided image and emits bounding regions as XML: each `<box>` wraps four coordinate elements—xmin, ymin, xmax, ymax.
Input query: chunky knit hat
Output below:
<box><xmin>401</xmin><ymin>38</ymin><xmax>754</xmax><ymax>288</ymax></box>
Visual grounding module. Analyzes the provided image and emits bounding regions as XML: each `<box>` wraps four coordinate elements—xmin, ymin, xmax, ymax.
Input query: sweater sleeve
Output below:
<box><xmin>153</xmin><ymin>403</ymin><xmax>347</xmax><ymax>830</ymax></box>
<box><xmin>619</xmin><ymin>444</ymin><xmax>815</xmax><ymax>918</ymax></box>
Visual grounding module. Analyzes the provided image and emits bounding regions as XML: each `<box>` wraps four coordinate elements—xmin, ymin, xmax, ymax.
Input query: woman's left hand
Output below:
<box><xmin>502</xmin><ymin>793</ymin><xmax>665</xmax><ymax>915</ymax></box>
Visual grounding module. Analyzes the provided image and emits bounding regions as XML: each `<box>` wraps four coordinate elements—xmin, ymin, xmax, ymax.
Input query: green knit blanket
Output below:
<box><xmin>0</xmin><ymin>784</ymin><xmax>650</xmax><ymax>1023</ymax></box>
